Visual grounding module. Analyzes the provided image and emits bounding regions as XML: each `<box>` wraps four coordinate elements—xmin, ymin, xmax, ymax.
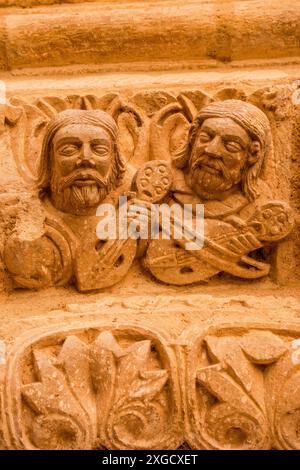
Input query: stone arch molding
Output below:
<box><xmin>2</xmin><ymin>318</ymin><xmax>300</xmax><ymax>450</ymax></box>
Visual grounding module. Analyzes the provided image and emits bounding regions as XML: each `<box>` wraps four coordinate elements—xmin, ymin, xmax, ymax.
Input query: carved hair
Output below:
<box><xmin>172</xmin><ymin>99</ymin><xmax>272</xmax><ymax>201</ymax></box>
<box><xmin>37</xmin><ymin>109</ymin><xmax>126</xmax><ymax>193</ymax></box>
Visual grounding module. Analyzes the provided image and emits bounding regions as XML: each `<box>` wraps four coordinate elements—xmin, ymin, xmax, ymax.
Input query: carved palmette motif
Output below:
<box><xmin>2</xmin><ymin>325</ymin><xmax>182</xmax><ymax>450</ymax></box>
<box><xmin>184</xmin><ymin>323</ymin><xmax>300</xmax><ymax>450</ymax></box>
<box><xmin>3</xmin><ymin>320</ymin><xmax>300</xmax><ymax>450</ymax></box>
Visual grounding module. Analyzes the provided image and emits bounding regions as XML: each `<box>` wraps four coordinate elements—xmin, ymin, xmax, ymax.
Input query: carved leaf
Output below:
<box><xmin>90</xmin><ymin>331</ymin><xmax>118</xmax><ymax>405</ymax></box>
<box><xmin>57</xmin><ymin>335</ymin><xmax>97</xmax><ymax>436</ymax></box>
<box><xmin>205</xmin><ymin>335</ymin><xmax>265</xmax><ymax>411</ymax></box>
<box><xmin>98</xmin><ymin>334</ymin><xmax>170</xmax><ymax>450</ymax></box>
<box><xmin>240</xmin><ymin>331</ymin><xmax>287</xmax><ymax>364</ymax></box>
<box><xmin>177</xmin><ymin>94</ymin><xmax>198</xmax><ymax>121</ymax></box>
<box><xmin>117</xmin><ymin>112</ymin><xmax>140</xmax><ymax>162</ymax></box>
<box><xmin>265</xmin><ymin>341</ymin><xmax>300</xmax><ymax>449</ymax></box>
<box><xmin>131</xmin><ymin>91</ymin><xmax>176</xmax><ymax>117</ymax></box>
<box><xmin>82</xmin><ymin>93</ymin><xmax>119</xmax><ymax>112</ymax></box>
<box><xmin>21</xmin><ymin>349</ymin><xmax>93</xmax><ymax>449</ymax></box>
<box><xmin>213</xmin><ymin>88</ymin><xmax>247</xmax><ymax>102</ymax></box>
<box><xmin>35</xmin><ymin>96</ymin><xmax>68</xmax><ymax>116</ymax></box>
<box><xmin>66</xmin><ymin>95</ymin><xmax>84</xmax><ymax>109</ymax></box>
<box><xmin>178</xmin><ymin>90</ymin><xmax>212</xmax><ymax>111</ymax></box>
<box><xmin>22</xmin><ymin>350</ymin><xmax>87</xmax><ymax>416</ymax></box>
<box><xmin>4</xmin><ymin>103</ymin><xmax>23</xmax><ymax>126</ymax></box>
<box><xmin>116</xmin><ymin>340</ymin><xmax>152</xmax><ymax>396</ymax></box>
<box><xmin>7</xmin><ymin>99</ymin><xmax>48</xmax><ymax>180</ymax></box>
<box><xmin>168</xmin><ymin>113</ymin><xmax>190</xmax><ymax>163</ymax></box>
<box><xmin>129</xmin><ymin>370</ymin><xmax>168</xmax><ymax>401</ymax></box>
<box><xmin>197</xmin><ymin>364</ymin><xmax>258</xmax><ymax>416</ymax></box>
<box><xmin>197</xmin><ymin>363</ymin><xmax>270</xmax><ymax>449</ymax></box>
<box><xmin>91</xmin><ymin>332</ymin><xmax>168</xmax><ymax>406</ymax></box>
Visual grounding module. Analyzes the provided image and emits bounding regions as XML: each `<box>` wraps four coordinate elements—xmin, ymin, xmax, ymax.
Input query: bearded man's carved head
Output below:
<box><xmin>37</xmin><ymin>109</ymin><xmax>126</xmax><ymax>214</ymax></box>
<box><xmin>172</xmin><ymin>99</ymin><xmax>272</xmax><ymax>201</ymax></box>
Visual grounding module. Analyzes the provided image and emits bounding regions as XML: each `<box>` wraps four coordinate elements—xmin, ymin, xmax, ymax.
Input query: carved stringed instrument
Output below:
<box><xmin>134</xmin><ymin>161</ymin><xmax>294</xmax><ymax>285</ymax></box>
<box><xmin>73</xmin><ymin>160</ymin><xmax>174</xmax><ymax>291</ymax></box>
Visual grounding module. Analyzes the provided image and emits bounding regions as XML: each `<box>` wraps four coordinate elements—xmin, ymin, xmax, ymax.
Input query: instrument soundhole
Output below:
<box><xmin>180</xmin><ymin>266</ymin><xmax>194</xmax><ymax>274</ymax></box>
<box><xmin>95</xmin><ymin>240</ymin><xmax>106</xmax><ymax>251</ymax></box>
<box><xmin>114</xmin><ymin>254</ymin><xmax>125</xmax><ymax>268</ymax></box>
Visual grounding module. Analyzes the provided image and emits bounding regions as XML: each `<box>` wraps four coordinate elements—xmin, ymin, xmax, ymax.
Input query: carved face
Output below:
<box><xmin>189</xmin><ymin>117</ymin><xmax>251</xmax><ymax>200</ymax></box>
<box><xmin>50</xmin><ymin>123</ymin><xmax>114</xmax><ymax>213</ymax></box>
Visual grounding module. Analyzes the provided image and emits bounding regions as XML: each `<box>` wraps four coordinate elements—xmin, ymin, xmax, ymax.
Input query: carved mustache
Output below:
<box><xmin>191</xmin><ymin>154</ymin><xmax>231</xmax><ymax>181</ymax></box>
<box><xmin>59</xmin><ymin>170</ymin><xmax>107</xmax><ymax>190</ymax></box>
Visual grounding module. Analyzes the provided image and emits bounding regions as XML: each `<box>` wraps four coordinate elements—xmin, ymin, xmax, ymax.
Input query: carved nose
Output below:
<box><xmin>205</xmin><ymin>136</ymin><xmax>222</xmax><ymax>156</ymax></box>
<box><xmin>77</xmin><ymin>144</ymin><xmax>95</xmax><ymax>167</ymax></box>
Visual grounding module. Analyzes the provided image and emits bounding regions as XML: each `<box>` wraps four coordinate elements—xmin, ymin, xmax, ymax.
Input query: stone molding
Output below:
<box><xmin>0</xmin><ymin>1</ymin><xmax>299</xmax><ymax>71</ymax></box>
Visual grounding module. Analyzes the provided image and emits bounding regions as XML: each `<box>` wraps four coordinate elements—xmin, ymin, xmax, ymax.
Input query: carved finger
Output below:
<box><xmin>237</xmin><ymin>234</ymin><xmax>255</xmax><ymax>251</ymax></box>
<box><xmin>228</xmin><ymin>238</ymin><xmax>246</xmax><ymax>254</ymax></box>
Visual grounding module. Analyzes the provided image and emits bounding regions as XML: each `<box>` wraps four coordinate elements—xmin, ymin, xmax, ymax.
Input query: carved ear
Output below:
<box><xmin>248</xmin><ymin>140</ymin><xmax>262</xmax><ymax>165</ymax></box>
<box><xmin>107</xmin><ymin>96</ymin><xmax>146</xmax><ymax>166</ymax></box>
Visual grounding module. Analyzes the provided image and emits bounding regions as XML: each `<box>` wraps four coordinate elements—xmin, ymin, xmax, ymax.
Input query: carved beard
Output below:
<box><xmin>61</xmin><ymin>184</ymin><xmax>108</xmax><ymax>211</ymax></box>
<box><xmin>189</xmin><ymin>153</ymin><xmax>239</xmax><ymax>200</ymax></box>
<box><xmin>50</xmin><ymin>169</ymin><xmax>110</xmax><ymax>213</ymax></box>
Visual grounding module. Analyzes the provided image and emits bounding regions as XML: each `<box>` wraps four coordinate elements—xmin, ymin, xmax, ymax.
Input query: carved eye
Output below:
<box><xmin>58</xmin><ymin>144</ymin><xmax>80</xmax><ymax>156</ymax></box>
<box><xmin>198</xmin><ymin>131</ymin><xmax>212</xmax><ymax>143</ymax></box>
<box><xmin>224</xmin><ymin>141</ymin><xmax>243</xmax><ymax>153</ymax></box>
<box><xmin>92</xmin><ymin>144</ymin><xmax>110</xmax><ymax>156</ymax></box>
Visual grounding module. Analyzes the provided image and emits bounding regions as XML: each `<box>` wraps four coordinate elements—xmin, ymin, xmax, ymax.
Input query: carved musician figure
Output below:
<box><xmin>4</xmin><ymin>109</ymin><xmax>137</xmax><ymax>291</ymax></box>
<box><xmin>3</xmin><ymin>100</ymin><xmax>294</xmax><ymax>290</ymax></box>
<box><xmin>141</xmin><ymin>99</ymin><xmax>294</xmax><ymax>284</ymax></box>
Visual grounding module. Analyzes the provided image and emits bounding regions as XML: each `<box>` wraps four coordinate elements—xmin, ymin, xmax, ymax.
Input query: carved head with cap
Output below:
<box><xmin>172</xmin><ymin>100</ymin><xmax>272</xmax><ymax>201</ymax></box>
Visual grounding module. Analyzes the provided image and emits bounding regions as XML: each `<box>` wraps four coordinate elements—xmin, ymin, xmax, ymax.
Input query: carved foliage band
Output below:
<box><xmin>2</xmin><ymin>320</ymin><xmax>300</xmax><ymax>450</ymax></box>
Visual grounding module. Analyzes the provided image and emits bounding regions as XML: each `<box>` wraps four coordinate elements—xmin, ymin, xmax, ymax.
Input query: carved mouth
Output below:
<box><xmin>72</xmin><ymin>174</ymin><xmax>99</xmax><ymax>187</ymax></box>
<box><xmin>199</xmin><ymin>164</ymin><xmax>221</xmax><ymax>176</ymax></box>
<box><xmin>73</xmin><ymin>177</ymin><xmax>97</xmax><ymax>187</ymax></box>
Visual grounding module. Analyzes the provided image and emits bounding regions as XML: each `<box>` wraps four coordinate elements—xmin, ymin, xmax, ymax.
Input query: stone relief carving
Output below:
<box><xmin>4</xmin><ymin>107</ymin><xmax>139</xmax><ymax>291</ymax></box>
<box><xmin>184</xmin><ymin>323</ymin><xmax>300</xmax><ymax>450</ymax></box>
<box><xmin>144</xmin><ymin>99</ymin><xmax>294</xmax><ymax>284</ymax></box>
<box><xmin>2</xmin><ymin>88</ymin><xmax>295</xmax><ymax>291</ymax></box>
<box><xmin>2</xmin><ymin>319</ymin><xmax>300</xmax><ymax>450</ymax></box>
<box><xmin>0</xmin><ymin>0</ymin><xmax>298</xmax><ymax>455</ymax></box>
<box><xmin>2</xmin><ymin>324</ymin><xmax>181</xmax><ymax>450</ymax></box>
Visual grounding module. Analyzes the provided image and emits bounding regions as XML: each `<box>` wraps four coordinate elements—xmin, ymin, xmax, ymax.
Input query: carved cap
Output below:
<box><xmin>172</xmin><ymin>99</ymin><xmax>273</xmax><ymax>201</ymax></box>
<box><xmin>173</xmin><ymin>99</ymin><xmax>272</xmax><ymax>171</ymax></box>
<box><xmin>191</xmin><ymin>99</ymin><xmax>271</xmax><ymax>149</ymax></box>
